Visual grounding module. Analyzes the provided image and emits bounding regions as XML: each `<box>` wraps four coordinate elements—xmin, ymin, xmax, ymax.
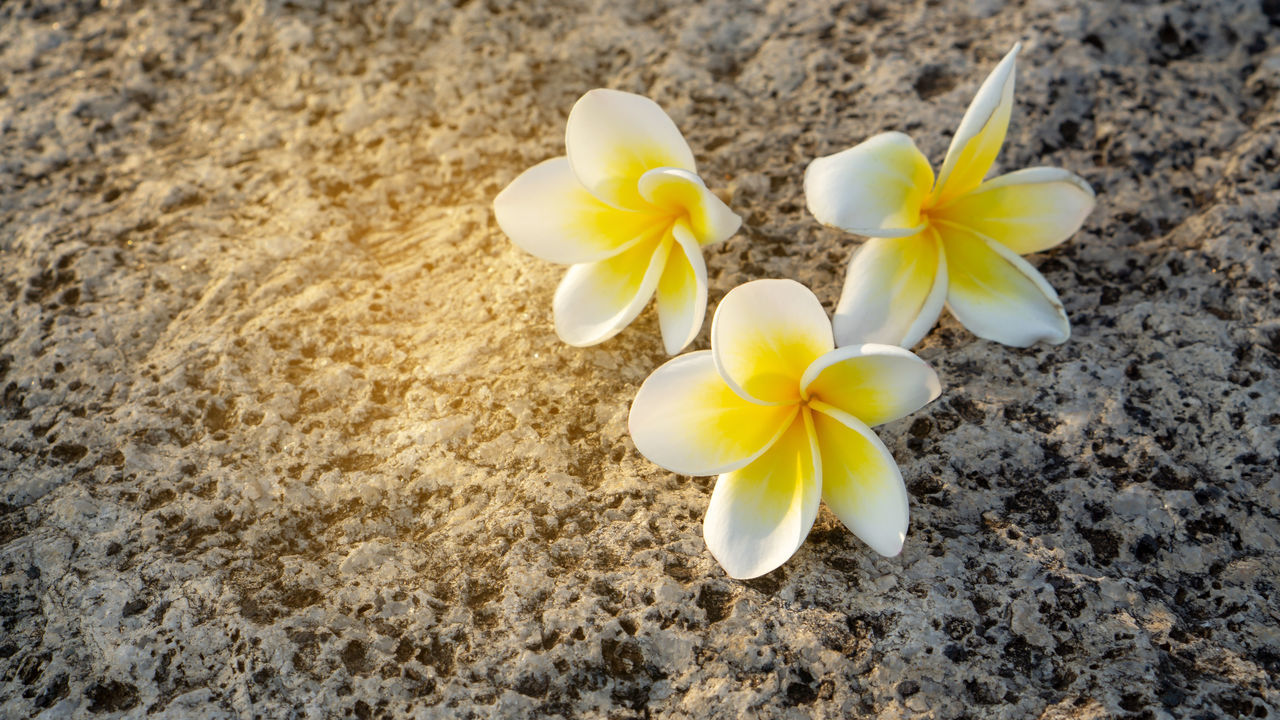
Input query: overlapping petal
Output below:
<box><xmin>703</xmin><ymin>413</ymin><xmax>822</xmax><ymax>579</ymax></box>
<box><xmin>801</xmin><ymin>343</ymin><xmax>942</xmax><ymax>427</ymax></box>
<box><xmin>494</xmin><ymin>157</ymin><xmax>669</xmax><ymax>265</ymax></box>
<box><xmin>566</xmin><ymin>89</ymin><xmax>697</xmax><ymax>211</ymax></box>
<box><xmin>638</xmin><ymin>167</ymin><xmax>742</xmax><ymax>246</ymax></box>
<box><xmin>553</xmin><ymin>234</ymin><xmax>670</xmax><ymax>347</ymax></box>
<box><xmin>937</xmin><ymin>221</ymin><xmax>1069</xmax><ymax>347</ymax></box>
<box><xmin>712</xmin><ymin>279</ymin><xmax>834</xmax><ymax>405</ymax></box>
<box><xmin>809</xmin><ymin>404</ymin><xmax>909</xmax><ymax>557</ymax></box>
<box><xmin>930</xmin><ymin>167</ymin><xmax>1094</xmax><ymax>255</ymax></box>
<box><xmin>832</xmin><ymin>231</ymin><xmax>947</xmax><ymax>349</ymax></box>
<box><xmin>804</xmin><ymin>132</ymin><xmax>934</xmax><ymax>237</ymax></box>
<box><xmin>654</xmin><ymin>222</ymin><xmax>709</xmax><ymax>355</ymax></box>
<box><xmin>931</xmin><ymin>44</ymin><xmax>1020</xmax><ymax>207</ymax></box>
<box><xmin>629</xmin><ymin>351</ymin><xmax>798</xmax><ymax>476</ymax></box>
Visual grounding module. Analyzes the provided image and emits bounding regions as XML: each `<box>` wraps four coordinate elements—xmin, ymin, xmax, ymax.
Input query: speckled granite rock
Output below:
<box><xmin>2</xmin><ymin>1</ymin><xmax>1278</xmax><ymax>718</ymax></box>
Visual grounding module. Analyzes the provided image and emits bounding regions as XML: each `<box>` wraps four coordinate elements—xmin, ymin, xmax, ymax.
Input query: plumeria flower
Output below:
<box><xmin>805</xmin><ymin>44</ymin><xmax>1095</xmax><ymax>348</ymax></box>
<box><xmin>494</xmin><ymin>89</ymin><xmax>741</xmax><ymax>354</ymax></box>
<box><xmin>628</xmin><ymin>279</ymin><xmax>941</xmax><ymax>579</ymax></box>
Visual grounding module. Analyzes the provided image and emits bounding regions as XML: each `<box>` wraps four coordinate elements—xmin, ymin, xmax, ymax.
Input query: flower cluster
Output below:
<box><xmin>493</xmin><ymin>45</ymin><xmax>1093</xmax><ymax>579</ymax></box>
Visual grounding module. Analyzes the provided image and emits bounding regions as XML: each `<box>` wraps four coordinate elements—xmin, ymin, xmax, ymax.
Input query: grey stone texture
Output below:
<box><xmin>2</xmin><ymin>0</ymin><xmax>1278</xmax><ymax>718</ymax></box>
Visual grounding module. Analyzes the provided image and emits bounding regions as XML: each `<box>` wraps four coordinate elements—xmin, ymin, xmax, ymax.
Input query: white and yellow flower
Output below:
<box><xmin>494</xmin><ymin>89</ymin><xmax>741</xmax><ymax>354</ymax></box>
<box><xmin>628</xmin><ymin>279</ymin><xmax>941</xmax><ymax>579</ymax></box>
<box><xmin>805</xmin><ymin>44</ymin><xmax>1095</xmax><ymax>349</ymax></box>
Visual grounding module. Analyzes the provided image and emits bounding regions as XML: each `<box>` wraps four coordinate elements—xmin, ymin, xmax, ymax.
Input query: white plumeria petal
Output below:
<box><xmin>553</xmin><ymin>234</ymin><xmax>670</xmax><ymax>347</ymax></box>
<box><xmin>711</xmin><ymin>279</ymin><xmax>835</xmax><ymax>406</ymax></box>
<box><xmin>801</xmin><ymin>343</ymin><xmax>942</xmax><ymax>427</ymax></box>
<box><xmin>832</xmin><ymin>231</ymin><xmax>948</xmax><ymax>349</ymax></box>
<box><xmin>703</xmin><ymin>412</ymin><xmax>822</xmax><ymax>579</ymax></box>
<box><xmin>629</xmin><ymin>351</ymin><xmax>799</xmax><ymax>476</ymax></box>
<box><xmin>804</xmin><ymin>132</ymin><xmax>934</xmax><ymax>237</ymax></box>
<box><xmin>937</xmin><ymin>220</ymin><xmax>1069</xmax><ymax>346</ymax></box>
<box><xmin>932</xmin><ymin>44</ymin><xmax>1020</xmax><ymax>206</ymax></box>
<box><xmin>638</xmin><ymin>167</ymin><xmax>742</xmax><ymax>246</ymax></box>
<box><xmin>493</xmin><ymin>157</ymin><xmax>667</xmax><ymax>265</ymax></box>
<box><xmin>565</xmin><ymin>89</ymin><xmax>696</xmax><ymax>211</ymax></box>
<box><xmin>655</xmin><ymin>221</ymin><xmax>708</xmax><ymax>355</ymax></box>
<box><xmin>931</xmin><ymin>167</ymin><xmax>1095</xmax><ymax>255</ymax></box>
<box><xmin>808</xmin><ymin>403</ymin><xmax>909</xmax><ymax>557</ymax></box>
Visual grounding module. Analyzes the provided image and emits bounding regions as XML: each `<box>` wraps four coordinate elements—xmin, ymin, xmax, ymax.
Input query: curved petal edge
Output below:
<box><xmin>805</xmin><ymin>132</ymin><xmax>933</xmax><ymax>237</ymax></box>
<box><xmin>629</xmin><ymin>351</ymin><xmax>798</xmax><ymax>476</ymax></box>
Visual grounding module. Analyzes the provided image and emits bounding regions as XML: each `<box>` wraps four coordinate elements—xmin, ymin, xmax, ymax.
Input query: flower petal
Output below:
<box><xmin>932</xmin><ymin>44</ymin><xmax>1020</xmax><ymax>207</ymax></box>
<box><xmin>629</xmin><ymin>351</ymin><xmax>799</xmax><ymax>476</ymax></box>
<box><xmin>711</xmin><ymin>279</ymin><xmax>834</xmax><ymax>405</ymax></box>
<box><xmin>832</xmin><ymin>231</ymin><xmax>947</xmax><ymax>349</ymax></box>
<box><xmin>494</xmin><ymin>157</ymin><xmax>667</xmax><ymax>265</ymax></box>
<box><xmin>638</xmin><ymin>167</ymin><xmax>742</xmax><ymax>246</ymax></box>
<box><xmin>565</xmin><ymin>89</ymin><xmax>696</xmax><ymax>211</ymax></box>
<box><xmin>655</xmin><ymin>221</ymin><xmax>709</xmax><ymax>355</ymax></box>
<box><xmin>937</xmin><ymin>221</ymin><xmax>1069</xmax><ymax>347</ymax></box>
<box><xmin>809</xmin><ymin>404</ymin><xmax>909</xmax><ymax>557</ymax></box>
<box><xmin>930</xmin><ymin>167</ymin><xmax>1095</xmax><ymax>255</ymax></box>
<box><xmin>804</xmin><ymin>132</ymin><xmax>934</xmax><ymax>237</ymax></box>
<box><xmin>553</xmin><ymin>234</ymin><xmax>670</xmax><ymax>347</ymax></box>
<box><xmin>801</xmin><ymin>344</ymin><xmax>941</xmax><ymax>427</ymax></box>
<box><xmin>703</xmin><ymin>412</ymin><xmax>822</xmax><ymax>579</ymax></box>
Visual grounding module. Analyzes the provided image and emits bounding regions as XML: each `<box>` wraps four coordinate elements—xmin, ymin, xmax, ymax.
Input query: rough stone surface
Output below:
<box><xmin>2</xmin><ymin>1</ymin><xmax>1278</xmax><ymax>718</ymax></box>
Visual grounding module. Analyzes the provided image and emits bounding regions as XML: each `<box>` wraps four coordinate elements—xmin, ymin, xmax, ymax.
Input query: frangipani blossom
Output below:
<box><xmin>628</xmin><ymin>279</ymin><xmax>941</xmax><ymax>579</ymax></box>
<box><xmin>805</xmin><ymin>44</ymin><xmax>1095</xmax><ymax>349</ymax></box>
<box><xmin>494</xmin><ymin>89</ymin><xmax>741</xmax><ymax>354</ymax></box>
